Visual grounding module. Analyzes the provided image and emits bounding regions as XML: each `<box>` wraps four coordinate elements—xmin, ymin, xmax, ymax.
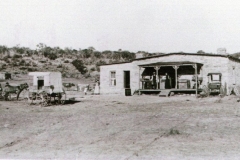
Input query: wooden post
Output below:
<box><xmin>139</xmin><ymin>67</ymin><xmax>141</xmax><ymax>95</ymax></box>
<box><xmin>154</xmin><ymin>66</ymin><xmax>160</xmax><ymax>89</ymax></box>
<box><xmin>193</xmin><ymin>64</ymin><xmax>198</xmax><ymax>98</ymax></box>
<box><xmin>173</xmin><ymin>65</ymin><xmax>179</xmax><ymax>89</ymax></box>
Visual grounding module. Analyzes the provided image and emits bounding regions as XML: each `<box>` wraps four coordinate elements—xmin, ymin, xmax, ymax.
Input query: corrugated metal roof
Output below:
<box><xmin>134</xmin><ymin>52</ymin><xmax>229</xmax><ymax>61</ymax></box>
<box><xmin>100</xmin><ymin>52</ymin><xmax>240</xmax><ymax>66</ymax></box>
<box><xmin>139</xmin><ymin>61</ymin><xmax>203</xmax><ymax>67</ymax></box>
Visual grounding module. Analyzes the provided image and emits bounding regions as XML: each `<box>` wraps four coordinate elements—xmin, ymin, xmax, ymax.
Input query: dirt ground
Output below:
<box><xmin>1</xmin><ymin>92</ymin><xmax>240</xmax><ymax>159</ymax></box>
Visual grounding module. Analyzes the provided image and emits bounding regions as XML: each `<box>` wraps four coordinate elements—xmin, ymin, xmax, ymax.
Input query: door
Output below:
<box><xmin>38</xmin><ymin>80</ymin><xmax>44</xmax><ymax>89</ymax></box>
<box><xmin>124</xmin><ymin>71</ymin><xmax>130</xmax><ymax>88</ymax></box>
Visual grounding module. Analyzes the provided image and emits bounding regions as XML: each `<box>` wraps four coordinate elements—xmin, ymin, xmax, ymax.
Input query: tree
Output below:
<box><xmin>112</xmin><ymin>51</ymin><xmax>121</xmax><ymax>60</ymax></box>
<box><xmin>102</xmin><ymin>50</ymin><xmax>112</xmax><ymax>58</ymax></box>
<box><xmin>197</xmin><ymin>50</ymin><xmax>205</xmax><ymax>54</ymax></box>
<box><xmin>93</xmin><ymin>51</ymin><xmax>102</xmax><ymax>58</ymax></box>
<box><xmin>95</xmin><ymin>60</ymin><xmax>107</xmax><ymax>71</ymax></box>
<box><xmin>121</xmin><ymin>51</ymin><xmax>136</xmax><ymax>61</ymax></box>
<box><xmin>72</xmin><ymin>59</ymin><xmax>87</xmax><ymax>74</ymax></box>
<box><xmin>36</xmin><ymin>43</ymin><xmax>47</xmax><ymax>57</ymax></box>
<box><xmin>88</xmin><ymin>46</ymin><xmax>95</xmax><ymax>51</ymax></box>
<box><xmin>81</xmin><ymin>49</ymin><xmax>91</xmax><ymax>58</ymax></box>
<box><xmin>0</xmin><ymin>45</ymin><xmax>8</xmax><ymax>58</ymax></box>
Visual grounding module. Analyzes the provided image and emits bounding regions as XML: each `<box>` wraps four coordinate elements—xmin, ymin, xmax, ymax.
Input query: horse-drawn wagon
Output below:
<box><xmin>27</xmin><ymin>72</ymin><xmax>66</xmax><ymax>106</ymax></box>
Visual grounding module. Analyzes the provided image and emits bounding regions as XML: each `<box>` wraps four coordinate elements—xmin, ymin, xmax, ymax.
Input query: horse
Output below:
<box><xmin>2</xmin><ymin>83</ymin><xmax>29</xmax><ymax>100</ymax></box>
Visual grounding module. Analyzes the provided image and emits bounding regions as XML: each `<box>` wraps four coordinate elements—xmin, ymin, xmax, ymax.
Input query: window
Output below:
<box><xmin>110</xmin><ymin>71</ymin><xmax>116</xmax><ymax>86</ymax></box>
<box><xmin>212</xmin><ymin>74</ymin><xmax>220</xmax><ymax>81</ymax></box>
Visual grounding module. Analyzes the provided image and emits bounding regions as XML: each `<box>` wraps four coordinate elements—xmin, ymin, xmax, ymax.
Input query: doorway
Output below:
<box><xmin>124</xmin><ymin>71</ymin><xmax>130</xmax><ymax>88</ymax></box>
<box><xmin>38</xmin><ymin>80</ymin><xmax>44</xmax><ymax>89</ymax></box>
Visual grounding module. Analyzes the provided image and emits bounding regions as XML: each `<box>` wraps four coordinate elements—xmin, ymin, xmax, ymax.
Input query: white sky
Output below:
<box><xmin>1</xmin><ymin>0</ymin><xmax>240</xmax><ymax>53</ymax></box>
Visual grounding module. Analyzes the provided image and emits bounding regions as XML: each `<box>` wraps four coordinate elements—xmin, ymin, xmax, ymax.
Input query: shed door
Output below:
<box><xmin>124</xmin><ymin>71</ymin><xmax>130</xmax><ymax>88</ymax></box>
<box><xmin>38</xmin><ymin>80</ymin><xmax>44</xmax><ymax>89</ymax></box>
<box><xmin>37</xmin><ymin>76</ymin><xmax>44</xmax><ymax>89</ymax></box>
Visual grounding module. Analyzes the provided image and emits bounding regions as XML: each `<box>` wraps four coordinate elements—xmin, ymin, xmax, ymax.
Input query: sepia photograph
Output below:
<box><xmin>1</xmin><ymin>0</ymin><xmax>240</xmax><ymax>159</ymax></box>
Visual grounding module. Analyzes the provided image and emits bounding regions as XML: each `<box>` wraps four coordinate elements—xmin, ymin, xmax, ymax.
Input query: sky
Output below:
<box><xmin>1</xmin><ymin>0</ymin><xmax>240</xmax><ymax>53</ymax></box>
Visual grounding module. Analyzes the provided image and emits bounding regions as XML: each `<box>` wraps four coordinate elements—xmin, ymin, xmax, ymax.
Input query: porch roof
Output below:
<box><xmin>138</xmin><ymin>61</ymin><xmax>203</xmax><ymax>68</ymax></box>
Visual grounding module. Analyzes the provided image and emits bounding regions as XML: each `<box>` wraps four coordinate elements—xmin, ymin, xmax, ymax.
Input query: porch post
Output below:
<box><xmin>193</xmin><ymin>64</ymin><xmax>198</xmax><ymax>98</ymax></box>
<box><xmin>173</xmin><ymin>65</ymin><xmax>179</xmax><ymax>89</ymax></box>
<box><xmin>154</xmin><ymin>66</ymin><xmax>160</xmax><ymax>89</ymax></box>
<box><xmin>138</xmin><ymin>67</ymin><xmax>141</xmax><ymax>95</ymax></box>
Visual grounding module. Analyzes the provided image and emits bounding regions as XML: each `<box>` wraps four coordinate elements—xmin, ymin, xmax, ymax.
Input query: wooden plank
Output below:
<box><xmin>159</xmin><ymin>90</ymin><xmax>171</xmax><ymax>97</ymax></box>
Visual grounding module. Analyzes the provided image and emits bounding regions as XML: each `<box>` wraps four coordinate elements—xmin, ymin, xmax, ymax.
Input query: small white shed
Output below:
<box><xmin>28</xmin><ymin>72</ymin><xmax>63</xmax><ymax>93</ymax></box>
<box><xmin>0</xmin><ymin>72</ymin><xmax>5</xmax><ymax>80</ymax></box>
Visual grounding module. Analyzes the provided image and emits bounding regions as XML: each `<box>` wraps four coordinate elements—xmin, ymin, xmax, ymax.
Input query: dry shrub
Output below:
<box><xmin>166</xmin><ymin>128</ymin><xmax>180</xmax><ymax>136</ymax></box>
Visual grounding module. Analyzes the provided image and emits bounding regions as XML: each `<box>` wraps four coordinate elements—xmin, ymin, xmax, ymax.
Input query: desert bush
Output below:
<box><xmin>57</xmin><ymin>64</ymin><xmax>62</xmax><ymax>68</ymax></box>
<box><xmin>19</xmin><ymin>67</ymin><xmax>27</xmax><ymax>70</ymax></box>
<box><xmin>3</xmin><ymin>56</ymin><xmax>10</xmax><ymax>63</ymax></box>
<box><xmin>39</xmin><ymin>60</ymin><xmax>47</xmax><ymax>63</ymax></box>
<box><xmin>48</xmin><ymin>53</ymin><xmax>58</xmax><ymax>60</ymax></box>
<box><xmin>12</xmin><ymin>62</ymin><xmax>19</xmax><ymax>66</ymax></box>
<box><xmin>13</xmin><ymin>54</ymin><xmax>22</xmax><ymax>59</ymax></box>
<box><xmin>19</xmin><ymin>59</ymin><xmax>25</xmax><ymax>65</ymax></box>
<box><xmin>28</xmin><ymin>68</ymin><xmax>36</xmax><ymax>71</ymax></box>
<box><xmin>167</xmin><ymin>128</ymin><xmax>180</xmax><ymax>136</ymax></box>
<box><xmin>90</xmin><ymin>67</ymin><xmax>96</xmax><ymax>71</ymax></box>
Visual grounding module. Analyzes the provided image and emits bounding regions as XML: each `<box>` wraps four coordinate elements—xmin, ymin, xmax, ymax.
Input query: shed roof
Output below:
<box><xmin>28</xmin><ymin>72</ymin><xmax>60</xmax><ymax>76</ymax></box>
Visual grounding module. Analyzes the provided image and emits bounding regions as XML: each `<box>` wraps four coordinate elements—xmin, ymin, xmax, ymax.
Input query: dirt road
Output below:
<box><xmin>1</xmin><ymin>94</ymin><xmax>240</xmax><ymax>159</ymax></box>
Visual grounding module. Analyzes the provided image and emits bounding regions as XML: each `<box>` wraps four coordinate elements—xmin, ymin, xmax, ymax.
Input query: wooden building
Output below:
<box><xmin>100</xmin><ymin>52</ymin><xmax>240</xmax><ymax>96</ymax></box>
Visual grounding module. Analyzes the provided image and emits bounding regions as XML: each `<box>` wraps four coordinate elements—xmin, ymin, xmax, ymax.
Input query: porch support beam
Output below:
<box><xmin>192</xmin><ymin>64</ymin><xmax>198</xmax><ymax>98</ymax></box>
<box><xmin>139</xmin><ymin>67</ymin><xmax>141</xmax><ymax>95</ymax></box>
<box><xmin>173</xmin><ymin>65</ymin><xmax>179</xmax><ymax>89</ymax></box>
<box><xmin>154</xmin><ymin>66</ymin><xmax>160</xmax><ymax>89</ymax></box>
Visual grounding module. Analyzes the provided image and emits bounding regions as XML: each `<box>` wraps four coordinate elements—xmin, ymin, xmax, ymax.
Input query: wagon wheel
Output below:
<box><xmin>0</xmin><ymin>91</ymin><xmax>3</xmax><ymax>99</ymax></box>
<box><xmin>60</xmin><ymin>92</ymin><xmax>66</xmax><ymax>105</ymax></box>
<box><xmin>40</xmin><ymin>92</ymin><xmax>51</xmax><ymax>107</ymax></box>
<box><xmin>3</xmin><ymin>91</ymin><xmax>11</xmax><ymax>101</ymax></box>
<box><xmin>17</xmin><ymin>89</ymin><xmax>29</xmax><ymax>101</ymax></box>
<box><xmin>27</xmin><ymin>91</ymin><xmax>36</xmax><ymax>105</ymax></box>
<box><xmin>55</xmin><ymin>93</ymin><xmax>62</xmax><ymax>105</ymax></box>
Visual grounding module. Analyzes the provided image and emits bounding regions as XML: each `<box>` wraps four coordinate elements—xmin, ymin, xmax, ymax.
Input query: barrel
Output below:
<box><xmin>125</xmin><ymin>89</ymin><xmax>131</xmax><ymax>96</ymax></box>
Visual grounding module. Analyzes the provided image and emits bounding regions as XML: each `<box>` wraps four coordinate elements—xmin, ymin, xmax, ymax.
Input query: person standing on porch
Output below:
<box><xmin>152</xmin><ymin>72</ymin><xmax>157</xmax><ymax>89</ymax></box>
<box><xmin>165</xmin><ymin>73</ymin><xmax>171</xmax><ymax>89</ymax></box>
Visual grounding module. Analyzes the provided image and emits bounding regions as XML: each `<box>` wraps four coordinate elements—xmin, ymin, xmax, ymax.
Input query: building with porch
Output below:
<box><xmin>100</xmin><ymin>52</ymin><xmax>240</xmax><ymax>96</ymax></box>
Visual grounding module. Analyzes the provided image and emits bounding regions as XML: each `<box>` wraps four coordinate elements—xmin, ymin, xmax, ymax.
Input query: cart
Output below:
<box><xmin>27</xmin><ymin>72</ymin><xmax>66</xmax><ymax>106</ymax></box>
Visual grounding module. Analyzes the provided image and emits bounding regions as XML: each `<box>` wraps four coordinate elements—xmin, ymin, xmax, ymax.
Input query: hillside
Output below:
<box><xmin>0</xmin><ymin>44</ymin><xmax>164</xmax><ymax>79</ymax></box>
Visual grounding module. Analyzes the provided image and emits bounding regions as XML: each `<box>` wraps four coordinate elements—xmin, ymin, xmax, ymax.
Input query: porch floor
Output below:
<box><xmin>139</xmin><ymin>89</ymin><xmax>202</xmax><ymax>94</ymax></box>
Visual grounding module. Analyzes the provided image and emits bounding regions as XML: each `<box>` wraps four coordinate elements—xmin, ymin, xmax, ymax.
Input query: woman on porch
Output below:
<box><xmin>165</xmin><ymin>73</ymin><xmax>171</xmax><ymax>89</ymax></box>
